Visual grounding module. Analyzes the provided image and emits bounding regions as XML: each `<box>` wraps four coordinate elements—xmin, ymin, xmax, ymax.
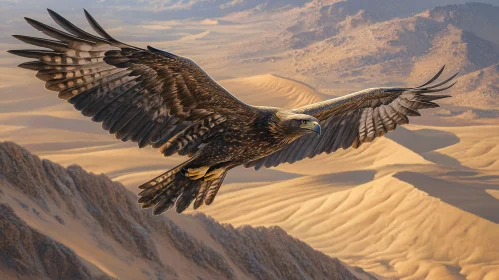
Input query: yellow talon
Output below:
<box><xmin>185</xmin><ymin>166</ymin><xmax>209</xmax><ymax>180</ymax></box>
<box><xmin>203</xmin><ymin>168</ymin><xmax>225</xmax><ymax>181</ymax></box>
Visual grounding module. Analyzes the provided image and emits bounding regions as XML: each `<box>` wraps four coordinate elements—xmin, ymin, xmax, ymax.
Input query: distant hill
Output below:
<box><xmin>281</xmin><ymin>3</ymin><xmax>499</xmax><ymax>91</ymax></box>
<box><xmin>114</xmin><ymin>0</ymin><xmax>311</xmax><ymax>21</ymax></box>
<box><xmin>0</xmin><ymin>142</ymin><xmax>363</xmax><ymax>280</ymax></box>
<box><xmin>286</xmin><ymin>1</ymin><xmax>499</xmax><ymax>47</ymax></box>
<box><xmin>447</xmin><ymin>63</ymin><xmax>499</xmax><ymax>110</ymax></box>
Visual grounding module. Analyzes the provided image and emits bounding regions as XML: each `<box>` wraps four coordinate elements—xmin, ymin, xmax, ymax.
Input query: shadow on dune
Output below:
<box><xmin>422</xmin><ymin>152</ymin><xmax>468</xmax><ymax>169</ymax></box>
<box><xmin>387</xmin><ymin>127</ymin><xmax>466</xmax><ymax>168</ymax></box>
<box><xmin>386</xmin><ymin>126</ymin><xmax>460</xmax><ymax>153</ymax></box>
<box><xmin>309</xmin><ymin>170</ymin><xmax>377</xmax><ymax>186</ymax></box>
<box><xmin>444</xmin><ymin>171</ymin><xmax>499</xmax><ymax>183</ymax></box>
<box><xmin>443</xmin><ymin>170</ymin><xmax>479</xmax><ymax>177</ymax></box>
<box><xmin>394</xmin><ymin>171</ymin><xmax>499</xmax><ymax>224</ymax></box>
<box><xmin>227</xmin><ymin>168</ymin><xmax>376</xmax><ymax>187</ymax></box>
<box><xmin>226</xmin><ymin>166</ymin><xmax>302</xmax><ymax>183</ymax></box>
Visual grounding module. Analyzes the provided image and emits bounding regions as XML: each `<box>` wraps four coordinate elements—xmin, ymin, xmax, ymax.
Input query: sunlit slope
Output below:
<box><xmin>0</xmin><ymin>142</ymin><xmax>360</xmax><ymax>280</ymax></box>
<box><xmin>196</xmin><ymin>123</ymin><xmax>499</xmax><ymax>280</ymax></box>
<box><xmin>436</xmin><ymin>125</ymin><xmax>499</xmax><ymax>171</ymax></box>
<box><xmin>220</xmin><ymin>74</ymin><xmax>328</xmax><ymax>109</ymax></box>
<box><xmin>199</xmin><ymin>169</ymin><xmax>499</xmax><ymax>280</ymax></box>
<box><xmin>0</xmin><ymin>72</ymin><xmax>329</xmax><ymax>188</ymax></box>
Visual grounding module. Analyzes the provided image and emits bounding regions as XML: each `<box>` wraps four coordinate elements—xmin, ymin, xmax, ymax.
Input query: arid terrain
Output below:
<box><xmin>0</xmin><ymin>1</ymin><xmax>498</xmax><ymax>279</ymax></box>
<box><xmin>0</xmin><ymin>142</ymin><xmax>366</xmax><ymax>280</ymax></box>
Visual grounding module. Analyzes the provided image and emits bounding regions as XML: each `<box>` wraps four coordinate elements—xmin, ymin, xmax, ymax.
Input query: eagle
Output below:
<box><xmin>9</xmin><ymin>9</ymin><xmax>457</xmax><ymax>215</ymax></box>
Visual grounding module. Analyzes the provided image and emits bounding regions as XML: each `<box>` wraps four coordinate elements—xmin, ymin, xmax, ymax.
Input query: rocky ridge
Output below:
<box><xmin>0</xmin><ymin>142</ymin><xmax>364</xmax><ymax>280</ymax></box>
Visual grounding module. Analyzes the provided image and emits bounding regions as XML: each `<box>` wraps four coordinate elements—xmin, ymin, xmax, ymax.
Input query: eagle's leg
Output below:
<box><xmin>203</xmin><ymin>167</ymin><xmax>226</xmax><ymax>181</ymax></box>
<box><xmin>185</xmin><ymin>166</ymin><xmax>210</xmax><ymax>180</ymax></box>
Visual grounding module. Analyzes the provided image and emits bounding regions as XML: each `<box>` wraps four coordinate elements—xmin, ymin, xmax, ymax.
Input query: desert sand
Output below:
<box><xmin>0</xmin><ymin>142</ymin><xmax>362</xmax><ymax>280</ymax></box>
<box><xmin>1</xmin><ymin>1</ymin><xmax>498</xmax><ymax>279</ymax></box>
<box><xmin>1</xmin><ymin>64</ymin><xmax>498</xmax><ymax>279</ymax></box>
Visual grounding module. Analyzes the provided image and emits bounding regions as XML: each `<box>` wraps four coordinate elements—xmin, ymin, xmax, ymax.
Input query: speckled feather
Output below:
<box><xmin>9</xmin><ymin>9</ymin><xmax>457</xmax><ymax>214</ymax></box>
<box><xmin>245</xmin><ymin>68</ymin><xmax>457</xmax><ymax>169</ymax></box>
<box><xmin>10</xmin><ymin>9</ymin><xmax>257</xmax><ymax>159</ymax></box>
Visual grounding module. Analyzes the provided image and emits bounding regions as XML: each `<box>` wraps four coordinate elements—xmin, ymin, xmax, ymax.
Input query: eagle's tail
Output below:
<box><xmin>137</xmin><ymin>162</ymin><xmax>227</xmax><ymax>215</ymax></box>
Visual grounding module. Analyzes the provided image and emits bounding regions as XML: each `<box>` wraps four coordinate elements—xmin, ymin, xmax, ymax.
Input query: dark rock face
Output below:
<box><xmin>0</xmin><ymin>204</ymin><xmax>95</xmax><ymax>280</ymax></box>
<box><xmin>281</xmin><ymin>2</ymin><xmax>499</xmax><ymax>91</ymax></box>
<box><xmin>0</xmin><ymin>141</ymin><xmax>362</xmax><ymax>280</ymax></box>
<box><xmin>196</xmin><ymin>214</ymin><xmax>358</xmax><ymax>280</ymax></box>
<box><xmin>164</xmin><ymin>220</ymin><xmax>237</xmax><ymax>280</ymax></box>
<box><xmin>0</xmin><ymin>141</ymin><xmax>167</xmax><ymax>268</ymax></box>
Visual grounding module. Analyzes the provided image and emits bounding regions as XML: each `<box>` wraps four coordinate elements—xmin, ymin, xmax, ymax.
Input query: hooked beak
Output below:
<box><xmin>301</xmin><ymin>121</ymin><xmax>321</xmax><ymax>136</ymax></box>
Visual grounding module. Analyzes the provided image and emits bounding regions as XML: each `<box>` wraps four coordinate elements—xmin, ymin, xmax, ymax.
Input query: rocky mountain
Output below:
<box><xmin>0</xmin><ymin>204</ymin><xmax>110</xmax><ymax>280</ymax></box>
<box><xmin>0</xmin><ymin>142</ymin><xmax>366</xmax><ymax>280</ymax></box>
<box><xmin>112</xmin><ymin>0</ymin><xmax>313</xmax><ymax>23</ymax></box>
<box><xmin>449</xmin><ymin>63</ymin><xmax>499</xmax><ymax>109</ymax></box>
<box><xmin>283</xmin><ymin>3</ymin><xmax>499</xmax><ymax>88</ymax></box>
<box><xmin>207</xmin><ymin>2</ymin><xmax>498</xmax><ymax>108</ymax></box>
<box><xmin>285</xmin><ymin>1</ymin><xmax>499</xmax><ymax>47</ymax></box>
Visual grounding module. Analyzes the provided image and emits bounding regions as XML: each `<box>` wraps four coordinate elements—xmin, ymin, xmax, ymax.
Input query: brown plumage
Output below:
<box><xmin>9</xmin><ymin>9</ymin><xmax>458</xmax><ymax>215</ymax></box>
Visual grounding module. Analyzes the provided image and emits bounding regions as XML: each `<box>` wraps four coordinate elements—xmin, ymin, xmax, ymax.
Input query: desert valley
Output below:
<box><xmin>0</xmin><ymin>0</ymin><xmax>498</xmax><ymax>279</ymax></box>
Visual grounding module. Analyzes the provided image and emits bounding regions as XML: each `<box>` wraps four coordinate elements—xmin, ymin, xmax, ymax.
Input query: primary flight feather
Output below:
<box><xmin>8</xmin><ymin>9</ymin><xmax>457</xmax><ymax>215</ymax></box>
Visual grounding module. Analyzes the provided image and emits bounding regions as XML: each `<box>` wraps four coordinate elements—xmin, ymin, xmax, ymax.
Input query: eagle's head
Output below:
<box><xmin>273</xmin><ymin>111</ymin><xmax>321</xmax><ymax>137</ymax></box>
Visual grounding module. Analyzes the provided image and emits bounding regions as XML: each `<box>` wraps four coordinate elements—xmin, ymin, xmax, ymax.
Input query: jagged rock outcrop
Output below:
<box><xmin>0</xmin><ymin>142</ymin><xmax>362</xmax><ymax>280</ymax></box>
<box><xmin>0</xmin><ymin>204</ymin><xmax>106</xmax><ymax>280</ymax></box>
<box><xmin>197</xmin><ymin>214</ymin><xmax>360</xmax><ymax>280</ymax></box>
<box><xmin>286</xmin><ymin>1</ymin><xmax>499</xmax><ymax>47</ymax></box>
<box><xmin>282</xmin><ymin>2</ymin><xmax>499</xmax><ymax>91</ymax></box>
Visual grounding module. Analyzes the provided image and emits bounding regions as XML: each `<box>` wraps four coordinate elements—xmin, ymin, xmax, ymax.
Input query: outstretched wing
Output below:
<box><xmin>245</xmin><ymin>66</ymin><xmax>457</xmax><ymax>169</ymax></box>
<box><xmin>9</xmin><ymin>9</ymin><xmax>257</xmax><ymax>157</ymax></box>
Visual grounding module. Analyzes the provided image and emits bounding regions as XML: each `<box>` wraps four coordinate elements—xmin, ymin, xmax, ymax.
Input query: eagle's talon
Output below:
<box><xmin>180</xmin><ymin>168</ymin><xmax>188</xmax><ymax>176</ymax></box>
<box><xmin>203</xmin><ymin>168</ymin><xmax>225</xmax><ymax>181</ymax></box>
<box><xmin>185</xmin><ymin>166</ymin><xmax>209</xmax><ymax>180</ymax></box>
<box><xmin>203</xmin><ymin>175</ymin><xmax>216</xmax><ymax>181</ymax></box>
<box><xmin>7</xmin><ymin>8</ymin><xmax>456</xmax><ymax>215</ymax></box>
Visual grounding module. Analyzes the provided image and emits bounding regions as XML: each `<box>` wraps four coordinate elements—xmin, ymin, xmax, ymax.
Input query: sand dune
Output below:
<box><xmin>0</xmin><ymin>71</ymin><xmax>330</xmax><ymax>189</ymax></box>
<box><xmin>198</xmin><ymin>167</ymin><xmax>499</xmax><ymax>280</ymax></box>
<box><xmin>436</xmin><ymin>125</ymin><xmax>499</xmax><ymax>171</ymax></box>
<box><xmin>220</xmin><ymin>74</ymin><xmax>328</xmax><ymax>109</ymax></box>
<box><xmin>2</xmin><ymin>10</ymin><xmax>499</xmax><ymax>278</ymax></box>
<box><xmin>0</xmin><ymin>142</ymin><xmax>361</xmax><ymax>280</ymax></box>
<box><xmin>191</xmin><ymin>124</ymin><xmax>499</xmax><ymax>280</ymax></box>
<box><xmin>1</xmin><ymin>65</ymin><xmax>498</xmax><ymax>279</ymax></box>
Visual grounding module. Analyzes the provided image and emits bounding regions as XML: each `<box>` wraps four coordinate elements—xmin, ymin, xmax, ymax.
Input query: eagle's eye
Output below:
<box><xmin>301</xmin><ymin>120</ymin><xmax>307</xmax><ymax>124</ymax></box>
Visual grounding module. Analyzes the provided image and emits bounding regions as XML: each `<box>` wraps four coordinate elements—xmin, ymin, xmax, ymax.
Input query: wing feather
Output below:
<box><xmin>204</xmin><ymin>172</ymin><xmax>228</xmax><ymax>206</ymax></box>
<box><xmin>358</xmin><ymin>109</ymin><xmax>368</xmax><ymax>143</ymax></box>
<box><xmin>9</xmin><ymin>9</ymin><xmax>257</xmax><ymax>157</ymax></box>
<box><xmin>365</xmin><ymin>108</ymin><xmax>376</xmax><ymax>142</ymax></box>
<box><xmin>245</xmin><ymin>67</ymin><xmax>457</xmax><ymax>169</ymax></box>
<box><xmin>328</xmin><ymin>113</ymin><xmax>350</xmax><ymax>152</ymax></box>
<box><xmin>373</xmin><ymin>107</ymin><xmax>386</xmax><ymax>137</ymax></box>
<box><xmin>379</xmin><ymin>105</ymin><xmax>396</xmax><ymax>131</ymax></box>
<box><xmin>341</xmin><ymin>112</ymin><xmax>360</xmax><ymax>149</ymax></box>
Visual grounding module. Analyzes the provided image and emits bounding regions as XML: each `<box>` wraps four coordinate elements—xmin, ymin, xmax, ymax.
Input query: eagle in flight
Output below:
<box><xmin>9</xmin><ymin>10</ymin><xmax>457</xmax><ymax>215</ymax></box>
